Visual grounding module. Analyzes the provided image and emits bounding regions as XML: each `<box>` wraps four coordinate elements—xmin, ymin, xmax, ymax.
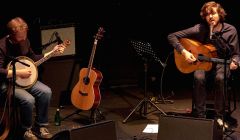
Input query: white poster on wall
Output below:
<box><xmin>41</xmin><ymin>26</ymin><xmax>76</xmax><ymax>57</ymax></box>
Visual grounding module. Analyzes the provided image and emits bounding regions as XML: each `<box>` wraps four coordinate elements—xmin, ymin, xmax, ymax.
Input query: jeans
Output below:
<box><xmin>1</xmin><ymin>81</ymin><xmax>52</xmax><ymax>131</ymax></box>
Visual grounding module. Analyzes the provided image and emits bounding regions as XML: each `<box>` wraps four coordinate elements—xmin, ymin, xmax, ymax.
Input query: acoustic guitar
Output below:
<box><xmin>174</xmin><ymin>38</ymin><xmax>218</xmax><ymax>74</ymax></box>
<box><xmin>71</xmin><ymin>27</ymin><xmax>104</xmax><ymax>111</ymax></box>
<box><xmin>0</xmin><ymin>82</ymin><xmax>15</xmax><ymax>140</ymax></box>
<box><xmin>7</xmin><ymin>40</ymin><xmax>71</xmax><ymax>89</ymax></box>
<box><xmin>0</xmin><ymin>98</ymin><xmax>10</xmax><ymax>140</ymax></box>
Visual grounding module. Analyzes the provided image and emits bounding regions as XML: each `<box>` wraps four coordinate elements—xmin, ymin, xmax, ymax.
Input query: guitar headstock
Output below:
<box><xmin>53</xmin><ymin>40</ymin><xmax>71</xmax><ymax>53</ymax></box>
<box><xmin>62</xmin><ymin>40</ymin><xmax>71</xmax><ymax>47</ymax></box>
<box><xmin>94</xmin><ymin>27</ymin><xmax>105</xmax><ymax>40</ymax></box>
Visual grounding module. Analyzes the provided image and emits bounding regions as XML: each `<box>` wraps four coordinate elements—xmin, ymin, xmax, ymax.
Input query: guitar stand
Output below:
<box><xmin>61</xmin><ymin>108</ymin><xmax>105</xmax><ymax>124</ymax></box>
<box><xmin>61</xmin><ymin>109</ymin><xmax>82</xmax><ymax>121</ymax></box>
<box><xmin>90</xmin><ymin>108</ymin><xmax>105</xmax><ymax>123</ymax></box>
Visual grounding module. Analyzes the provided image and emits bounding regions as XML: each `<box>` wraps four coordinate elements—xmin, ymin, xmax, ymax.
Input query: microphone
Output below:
<box><xmin>209</xmin><ymin>25</ymin><xmax>213</xmax><ymax>40</ymax></box>
<box><xmin>55</xmin><ymin>32</ymin><xmax>63</xmax><ymax>44</ymax></box>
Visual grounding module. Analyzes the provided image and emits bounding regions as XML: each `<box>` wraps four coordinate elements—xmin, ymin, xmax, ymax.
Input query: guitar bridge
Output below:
<box><xmin>79</xmin><ymin>91</ymin><xmax>88</xmax><ymax>96</ymax></box>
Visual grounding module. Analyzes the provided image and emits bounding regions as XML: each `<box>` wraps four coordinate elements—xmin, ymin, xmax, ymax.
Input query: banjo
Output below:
<box><xmin>7</xmin><ymin>40</ymin><xmax>71</xmax><ymax>89</ymax></box>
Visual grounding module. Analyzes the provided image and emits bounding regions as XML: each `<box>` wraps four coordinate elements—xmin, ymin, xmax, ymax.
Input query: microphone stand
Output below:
<box><xmin>9</xmin><ymin>56</ymin><xmax>30</xmax><ymax>139</ymax></box>
<box><xmin>42</xmin><ymin>32</ymin><xmax>63</xmax><ymax>50</ymax></box>
<box><xmin>211</xmin><ymin>34</ymin><xmax>234</xmax><ymax>136</ymax></box>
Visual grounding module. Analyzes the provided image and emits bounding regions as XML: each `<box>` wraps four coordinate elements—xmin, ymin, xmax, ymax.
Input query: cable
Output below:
<box><xmin>159</xmin><ymin>51</ymin><xmax>174</xmax><ymax>104</ymax></box>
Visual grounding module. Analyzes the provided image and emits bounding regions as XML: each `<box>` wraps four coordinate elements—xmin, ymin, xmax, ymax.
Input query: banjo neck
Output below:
<box><xmin>35</xmin><ymin>40</ymin><xmax>71</xmax><ymax>66</ymax></box>
<box><xmin>35</xmin><ymin>50</ymin><xmax>56</xmax><ymax>66</ymax></box>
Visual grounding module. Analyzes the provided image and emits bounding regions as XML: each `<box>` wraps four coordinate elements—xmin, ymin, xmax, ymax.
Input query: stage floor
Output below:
<box><xmin>4</xmin><ymin>86</ymin><xmax>240</xmax><ymax>140</ymax></box>
<box><xmin>45</xmin><ymin>86</ymin><xmax>240</xmax><ymax>140</ymax></box>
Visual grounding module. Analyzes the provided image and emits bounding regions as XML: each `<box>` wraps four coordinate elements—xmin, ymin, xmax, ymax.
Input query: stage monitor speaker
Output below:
<box><xmin>52</xmin><ymin>120</ymin><xmax>117</xmax><ymax>140</ymax></box>
<box><xmin>157</xmin><ymin>115</ymin><xmax>223</xmax><ymax>140</ymax></box>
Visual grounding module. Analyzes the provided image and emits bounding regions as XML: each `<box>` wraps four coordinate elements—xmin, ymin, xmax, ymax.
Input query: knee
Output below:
<box><xmin>194</xmin><ymin>75</ymin><xmax>205</xmax><ymax>82</ymax></box>
<box><xmin>194</xmin><ymin>71</ymin><xmax>205</xmax><ymax>81</ymax></box>
<box><xmin>42</xmin><ymin>87</ymin><xmax>52</xmax><ymax>99</ymax></box>
<box><xmin>23</xmin><ymin>96</ymin><xmax>35</xmax><ymax>106</ymax></box>
<box><xmin>215</xmin><ymin>75</ymin><xmax>224</xmax><ymax>83</ymax></box>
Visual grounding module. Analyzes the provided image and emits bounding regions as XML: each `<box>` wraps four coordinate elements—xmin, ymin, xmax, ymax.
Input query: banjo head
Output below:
<box><xmin>8</xmin><ymin>56</ymin><xmax>38</xmax><ymax>89</ymax></box>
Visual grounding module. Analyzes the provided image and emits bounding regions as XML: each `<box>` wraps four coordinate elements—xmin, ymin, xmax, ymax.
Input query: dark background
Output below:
<box><xmin>1</xmin><ymin>0</ymin><xmax>240</xmax><ymax>98</ymax></box>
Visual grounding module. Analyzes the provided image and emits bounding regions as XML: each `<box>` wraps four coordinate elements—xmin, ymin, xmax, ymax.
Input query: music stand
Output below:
<box><xmin>122</xmin><ymin>40</ymin><xmax>167</xmax><ymax>123</ymax></box>
<box><xmin>134</xmin><ymin>41</ymin><xmax>174</xmax><ymax>104</ymax></box>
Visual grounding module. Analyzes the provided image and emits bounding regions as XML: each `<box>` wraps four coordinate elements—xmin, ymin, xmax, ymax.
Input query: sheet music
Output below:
<box><xmin>142</xmin><ymin>124</ymin><xmax>158</xmax><ymax>133</ymax></box>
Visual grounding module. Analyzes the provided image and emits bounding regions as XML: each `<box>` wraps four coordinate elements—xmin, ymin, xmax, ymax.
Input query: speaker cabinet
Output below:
<box><xmin>157</xmin><ymin>115</ymin><xmax>223</xmax><ymax>140</ymax></box>
<box><xmin>40</xmin><ymin>57</ymin><xmax>80</xmax><ymax>107</ymax></box>
<box><xmin>52</xmin><ymin>120</ymin><xmax>117</xmax><ymax>140</ymax></box>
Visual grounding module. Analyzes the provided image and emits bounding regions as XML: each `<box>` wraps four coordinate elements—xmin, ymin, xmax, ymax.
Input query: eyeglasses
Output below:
<box><xmin>11</xmin><ymin>25</ymin><xmax>28</xmax><ymax>33</ymax></box>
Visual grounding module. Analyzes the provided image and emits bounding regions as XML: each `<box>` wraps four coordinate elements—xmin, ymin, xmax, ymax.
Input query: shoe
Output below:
<box><xmin>32</xmin><ymin>127</ymin><xmax>53</xmax><ymax>139</ymax></box>
<box><xmin>191</xmin><ymin>111</ymin><xmax>206</xmax><ymax>118</ymax></box>
<box><xmin>216</xmin><ymin>118</ymin><xmax>234</xmax><ymax>132</ymax></box>
<box><xmin>224</xmin><ymin>114</ymin><xmax>238</xmax><ymax>127</ymax></box>
<box><xmin>23</xmin><ymin>130</ymin><xmax>38</xmax><ymax>140</ymax></box>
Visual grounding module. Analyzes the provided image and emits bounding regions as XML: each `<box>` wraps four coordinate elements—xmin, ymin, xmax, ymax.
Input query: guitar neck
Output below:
<box><xmin>85</xmin><ymin>27</ymin><xmax>104</xmax><ymax>76</ymax></box>
<box><xmin>86</xmin><ymin>39</ymin><xmax>98</xmax><ymax>75</ymax></box>
<box><xmin>198</xmin><ymin>55</ymin><xmax>231</xmax><ymax>64</ymax></box>
<box><xmin>35</xmin><ymin>51</ymin><xmax>56</xmax><ymax>66</ymax></box>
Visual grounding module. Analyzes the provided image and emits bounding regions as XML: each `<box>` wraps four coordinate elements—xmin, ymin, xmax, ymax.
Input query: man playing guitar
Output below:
<box><xmin>167</xmin><ymin>1</ymin><xmax>240</xmax><ymax>129</ymax></box>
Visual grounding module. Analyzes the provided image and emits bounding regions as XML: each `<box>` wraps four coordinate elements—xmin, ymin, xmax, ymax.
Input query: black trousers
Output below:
<box><xmin>192</xmin><ymin>64</ymin><xmax>230</xmax><ymax>118</ymax></box>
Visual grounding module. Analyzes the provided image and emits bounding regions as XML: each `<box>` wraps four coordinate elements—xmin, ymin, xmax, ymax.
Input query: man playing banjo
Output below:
<box><xmin>0</xmin><ymin>17</ymin><xmax>66</xmax><ymax>140</ymax></box>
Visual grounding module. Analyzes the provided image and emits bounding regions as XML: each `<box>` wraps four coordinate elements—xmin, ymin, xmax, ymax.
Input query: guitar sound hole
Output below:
<box><xmin>83</xmin><ymin>77</ymin><xmax>90</xmax><ymax>85</ymax></box>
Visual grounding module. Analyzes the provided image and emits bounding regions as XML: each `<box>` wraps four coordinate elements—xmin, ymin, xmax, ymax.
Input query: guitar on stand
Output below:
<box><xmin>71</xmin><ymin>27</ymin><xmax>105</xmax><ymax>123</ymax></box>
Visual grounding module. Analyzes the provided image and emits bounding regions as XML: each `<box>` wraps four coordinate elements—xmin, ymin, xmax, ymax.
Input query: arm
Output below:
<box><xmin>227</xmin><ymin>26</ymin><xmax>240</xmax><ymax>70</ymax></box>
<box><xmin>0</xmin><ymin>49</ymin><xmax>31</xmax><ymax>79</ymax></box>
<box><xmin>43</xmin><ymin>44</ymin><xmax>66</xmax><ymax>57</ymax></box>
<box><xmin>167</xmin><ymin>24</ymin><xmax>206</xmax><ymax>63</ymax></box>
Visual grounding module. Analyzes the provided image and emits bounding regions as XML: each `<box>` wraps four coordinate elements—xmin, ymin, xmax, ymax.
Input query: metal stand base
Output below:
<box><xmin>61</xmin><ymin>108</ymin><xmax>105</xmax><ymax>123</ymax></box>
<box><xmin>122</xmin><ymin>96</ymin><xmax>167</xmax><ymax>123</ymax></box>
<box><xmin>90</xmin><ymin>108</ymin><xmax>105</xmax><ymax>123</ymax></box>
<box><xmin>61</xmin><ymin>109</ymin><xmax>82</xmax><ymax>121</ymax></box>
<box><xmin>150</xmin><ymin>96</ymin><xmax>174</xmax><ymax>104</ymax></box>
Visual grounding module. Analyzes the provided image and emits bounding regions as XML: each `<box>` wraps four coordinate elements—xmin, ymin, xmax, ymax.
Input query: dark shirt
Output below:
<box><xmin>0</xmin><ymin>35</ymin><xmax>43</xmax><ymax>82</ymax></box>
<box><xmin>168</xmin><ymin>22</ymin><xmax>240</xmax><ymax>62</ymax></box>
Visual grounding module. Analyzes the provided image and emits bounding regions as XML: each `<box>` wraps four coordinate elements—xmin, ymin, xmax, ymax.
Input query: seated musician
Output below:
<box><xmin>0</xmin><ymin>17</ymin><xmax>66</xmax><ymax>140</ymax></box>
<box><xmin>167</xmin><ymin>1</ymin><xmax>240</xmax><ymax>127</ymax></box>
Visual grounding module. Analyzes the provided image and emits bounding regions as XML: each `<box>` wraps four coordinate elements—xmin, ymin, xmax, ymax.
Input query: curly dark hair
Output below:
<box><xmin>200</xmin><ymin>1</ymin><xmax>227</xmax><ymax>22</ymax></box>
